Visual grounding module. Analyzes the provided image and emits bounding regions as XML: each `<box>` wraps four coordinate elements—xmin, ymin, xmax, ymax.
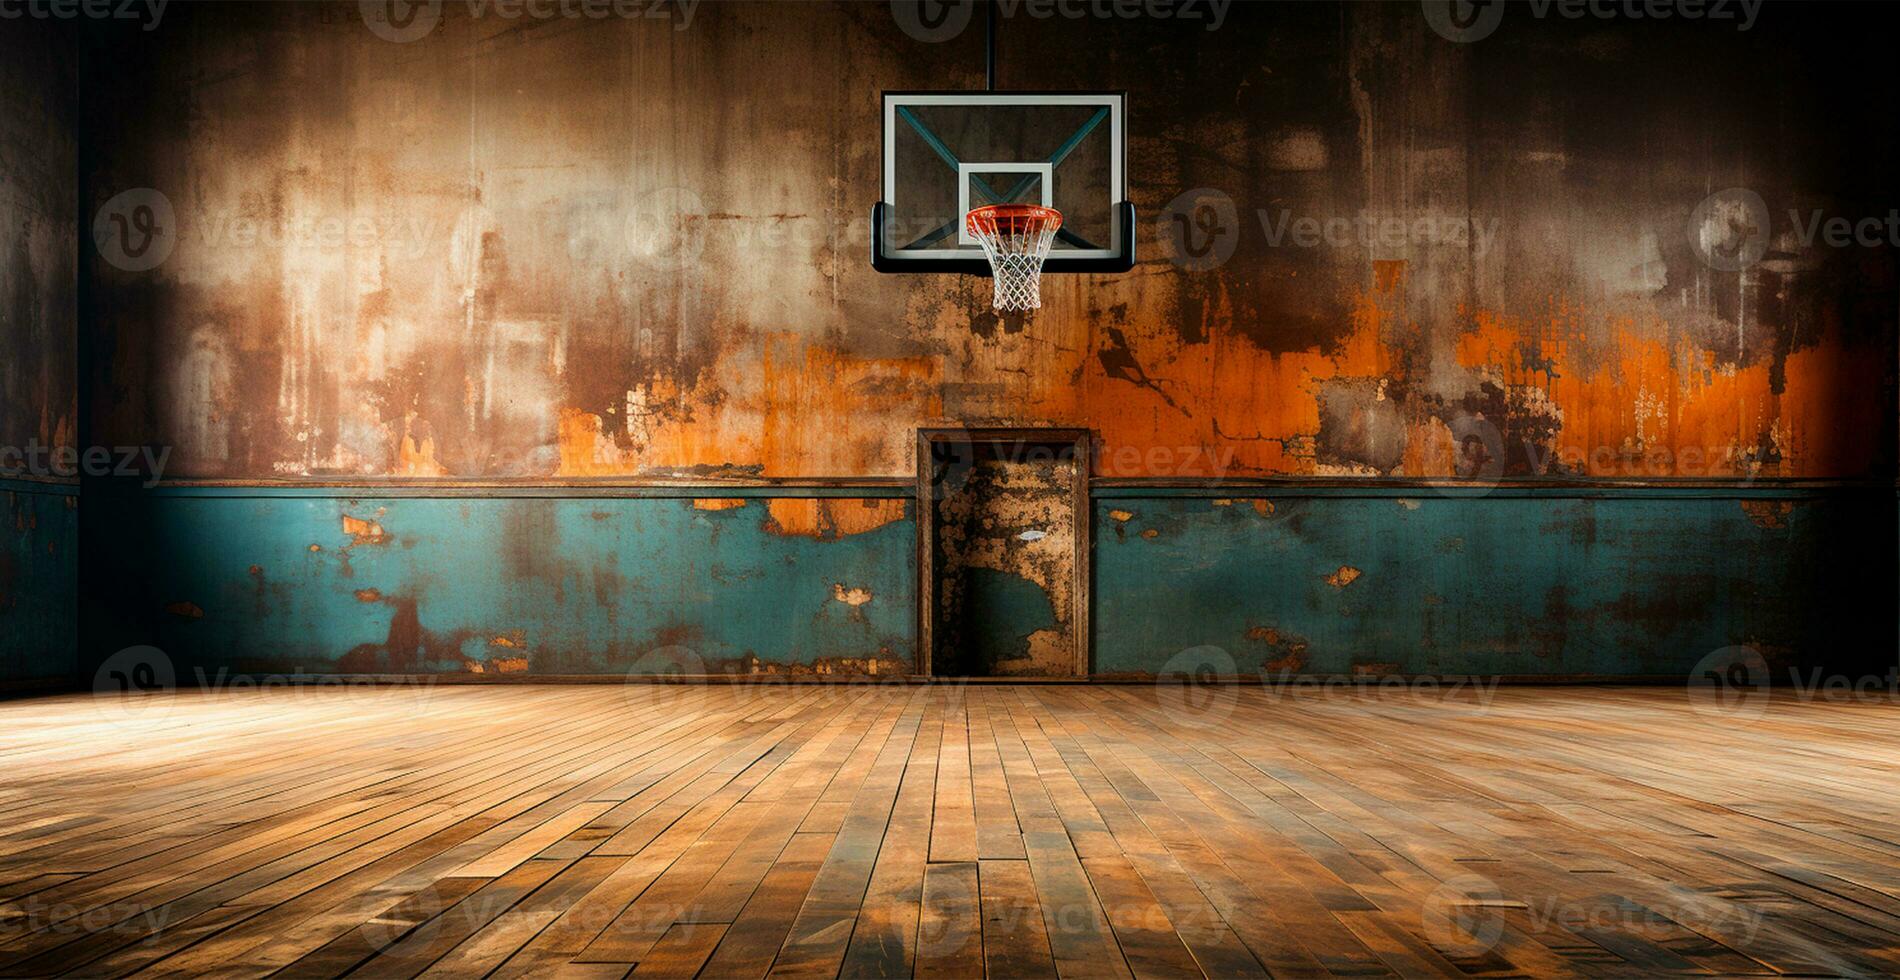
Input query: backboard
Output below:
<box><xmin>873</xmin><ymin>92</ymin><xmax>1134</xmax><ymax>274</ymax></box>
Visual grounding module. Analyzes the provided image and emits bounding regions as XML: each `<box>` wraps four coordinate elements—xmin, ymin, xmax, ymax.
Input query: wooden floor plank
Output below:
<box><xmin>836</xmin><ymin>695</ymin><xmax>942</xmax><ymax>980</ymax></box>
<box><xmin>977</xmin><ymin>858</ymin><xmax>1055</xmax><ymax>978</ymax></box>
<box><xmin>0</xmin><ymin>684</ymin><xmax>1890</xmax><ymax>978</ymax></box>
<box><xmin>927</xmin><ymin>696</ymin><xmax>978</xmax><ymax>866</ymax></box>
<box><xmin>629</xmin><ymin>921</ymin><xmax>727</xmax><ymax>977</ymax></box>
<box><xmin>914</xmin><ymin>862</ymin><xmax>982</xmax><ymax>979</ymax></box>
<box><xmin>696</xmin><ymin>831</ymin><xmax>835</xmax><ymax>980</ymax></box>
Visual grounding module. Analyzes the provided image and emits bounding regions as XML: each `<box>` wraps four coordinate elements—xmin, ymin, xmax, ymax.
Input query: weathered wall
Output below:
<box><xmin>1</xmin><ymin>17</ymin><xmax>79</xmax><ymax>690</ymax></box>
<box><xmin>82</xmin><ymin>2</ymin><xmax>1897</xmax><ymax>482</ymax></box>
<box><xmin>2</xmin><ymin>487</ymin><xmax>79</xmax><ymax>689</ymax></box>
<box><xmin>932</xmin><ymin>450</ymin><xmax>1079</xmax><ymax>676</ymax></box>
<box><xmin>1</xmin><ymin>18</ymin><xmax>78</xmax><ymax>461</ymax></box>
<box><xmin>78</xmin><ymin>486</ymin><xmax>1888</xmax><ymax>681</ymax></box>
<box><xmin>1095</xmin><ymin>490</ymin><xmax>1892</xmax><ymax>680</ymax></box>
<box><xmin>73</xmin><ymin>3</ymin><xmax>1897</xmax><ymax>679</ymax></box>
<box><xmin>84</xmin><ymin>492</ymin><xmax>915</xmax><ymax>678</ymax></box>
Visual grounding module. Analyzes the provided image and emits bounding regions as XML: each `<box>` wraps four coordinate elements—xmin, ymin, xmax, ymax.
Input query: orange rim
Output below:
<box><xmin>966</xmin><ymin>204</ymin><xmax>1062</xmax><ymax>237</ymax></box>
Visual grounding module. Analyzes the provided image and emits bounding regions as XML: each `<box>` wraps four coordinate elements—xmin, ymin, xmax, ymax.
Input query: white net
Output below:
<box><xmin>967</xmin><ymin>206</ymin><xmax>1061</xmax><ymax>312</ymax></box>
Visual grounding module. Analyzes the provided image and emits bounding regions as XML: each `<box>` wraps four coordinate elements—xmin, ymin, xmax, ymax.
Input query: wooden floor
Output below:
<box><xmin>0</xmin><ymin>684</ymin><xmax>1896</xmax><ymax>978</ymax></box>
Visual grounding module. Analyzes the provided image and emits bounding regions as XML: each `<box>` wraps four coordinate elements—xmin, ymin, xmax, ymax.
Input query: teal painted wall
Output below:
<box><xmin>2</xmin><ymin>486</ymin><xmax>78</xmax><ymax>689</ymax></box>
<box><xmin>1093</xmin><ymin>491</ymin><xmax>1893</xmax><ymax>679</ymax></box>
<box><xmin>0</xmin><ymin>13</ymin><xmax>78</xmax><ymax>694</ymax></box>
<box><xmin>83</xmin><ymin>493</ymin><xmax>917</xmax><ymax>680</ymax></box>
<box><xmin>79</xmin><ymin>485</ymin><xmax>1894</xmax><ymax>684</ymax></box>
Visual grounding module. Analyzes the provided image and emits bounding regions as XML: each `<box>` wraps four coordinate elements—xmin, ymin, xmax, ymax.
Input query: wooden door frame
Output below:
<box><xmin>915</xmin><ymin>427</ymin><xmax>1092</xmax><ymax>678</ymax></box>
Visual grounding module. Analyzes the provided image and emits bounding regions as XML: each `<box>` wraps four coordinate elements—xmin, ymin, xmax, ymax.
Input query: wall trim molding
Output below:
<box><xmin>109</xmin><ymin>475</ymin><xmax>1894</xmax><ymax>500</ymax></box>
<box><xmin>1093</xmin><ymin>477</ymin><xmax>1895</xmax><ymax>500</ymax></box>
<box><xmin>113</xmin><ymin>479</ymin><xmax>915</xmax><ymax>499</ymax></box>
<box><xmin>0</xmin><ymin>476</ymin><xmax>80</xmax><ymax>496</ymax></box>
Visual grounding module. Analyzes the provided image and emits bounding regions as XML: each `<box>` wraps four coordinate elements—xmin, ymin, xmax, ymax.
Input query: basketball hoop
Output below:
<box><xmin>966</xmin><ymin>204</ymin><xmax>1061</xmax><ymax>312</ymax></box>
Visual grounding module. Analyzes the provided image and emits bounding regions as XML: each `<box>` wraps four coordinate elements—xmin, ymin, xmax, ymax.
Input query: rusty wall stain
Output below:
<box><xmin>81</xmin><ymin>3</ymin><xmax>1894</xmax><ymax>483</ymax></box>
<box><xmin>1740</xmin><ymin>500</ymin><xmax>1795</xmax><ymax>529</ymax></box>
<box><xmin>0</xmin><ymin>20</ymin><xmax>77</xmax><ymax>458</ymax></box>
<box><xmin>933</xmin><ymin>450</ymin><xmax>1079</xmax><ymax>677</ymax></box>
<box><xmin>763</xmin><ymin>498</ymin><xmax>907</xmax><ymax>540</ymax></box>
<box><xmin>1248</xmin><ymin>626</ymin><xmax>1311</xmax><ymax>674</ymax></box>
<box><xmin>341</xmin><ymin>514</ymin><xmax>390</xmax><ymax>545</ymax></box>
<box><xmin>830</xmin><ymin>583</ymin><xmax>874</xmax><ymax>607</ymax></box>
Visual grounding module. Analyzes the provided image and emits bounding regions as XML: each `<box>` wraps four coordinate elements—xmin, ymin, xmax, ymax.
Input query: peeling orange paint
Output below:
<box><xmin>490</xmin><ymin>633</ymin><xmax>525</xmax><ymax>648</ymax></box>
<box><xmin>122</xmin><ymin>250</ymin><xmax>1883</xmax><ymax>482</ymax></box>
<box><xmin>692</xmin><ymin>498</ymin><xmax>748</xmax><ymax>511</ymax></box>
<box><xmin>81</xmin><ymin>3</ymin><xmax>1891</xmax><ymax>488</ymax></box>
<box><xmin>555</xmin><ymin>408</ymin><xmax>635</xmax><ymax>477</ymax></box>
<box><xmin>1248</xmin><ymin>625</ymin><xmax>1309</xmax><ymax>673</ymax></box>
<box><xmin>764</xmin><ymin>498</ymin><xmax>906</xmax><ymax>539</ymax></box>
<box><xmin>396</xmin><ymin>413</ymin><xmax>449</xmax><ymax>477</ymax></box>
<box><xmin>554</xmin><ymin>338</ymin><xmax>945</xmax><ymax>480</ymax></box>
<box><xmin>754</xmin><ymin>341</ymin><xmax>942</xmax><ymax>477</ymax></box>
<box><xmin>737</xmin><ymin>652</ymin><xmax>907</xmax><ymax>676</ymax></box>
<box><xmin>1452</xmin><ymin>307</ymin><xmax>1883</xmax><ymax>479</ymax></box>
<box><xmin>1325</xmin><ymin>566</ymin><xmax>1362</xmax><ymax>588</ymax></box>
<box><xmin>353</xmin><ymin>588</ymin><xmax>383</xmax><ymax>603</ymax></box>
<box><xmin>490</xmin><ymin>656</ymin><xmax>530</xmax><ymax>673</ymax></box>
<box><xmin>830</xmin><ymin>583</ymin><xmax>873</xmax><ymax>606</ymax></box>
<box><xmin>1740</xmin><ymin>500</ymin><xmax>1794</xmax><ymax>529</ymax></box>
<box><xmin>341</xmin><ymin>515</ymin><xmax>390</xmax><ymax>545</ymax></box>
<box><xmin>1107</xmin><ymin>509</ymin><xmax>1135</xmax><ymax>522</ymax></box>
<box><xmin>1250</xmin><ymin>499</ymin><xmax>1275</xmax><ymax>517</ymax></box>
<box><xmin>1090</xmin><ymin>286</ymin><xmax>1392</xmax><ymax>477</ymax></box>
<box><xmin>1263</xmin><ymin>649</ymin><xmax>1308</xmax><ymax>673</ymax></box>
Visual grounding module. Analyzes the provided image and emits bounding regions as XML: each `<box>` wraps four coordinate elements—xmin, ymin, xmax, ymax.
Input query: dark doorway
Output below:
<box><xmin>917</xmin><ymin>428</ymin><xmax>1090</xmax><ymax>678</ymax></box>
